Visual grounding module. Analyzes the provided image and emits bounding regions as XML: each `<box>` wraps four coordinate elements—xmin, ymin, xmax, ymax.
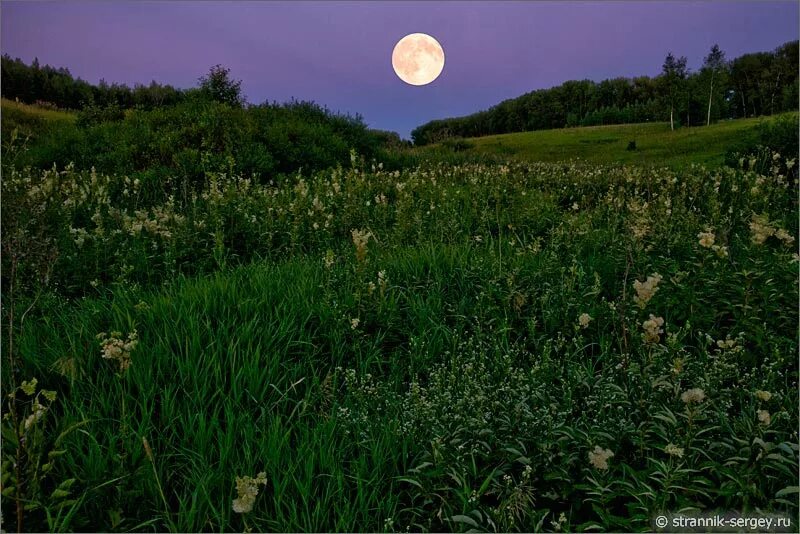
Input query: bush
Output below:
<box><xmin>76</xmin><ymin>104</ymin><xmax>126</xmax><ymax>128</ymax></box>
<box><xmin>441</xmin><ymin>137</ymin><xmax>474</xmax><ymax>152</ymax></box>
<box><xmin>756</xmin><ymin>113</ymin><xmax>800</xmax><ymax>157</ymax></box>
<box><xmin>16</xmin><ymin>97</ymin><xmax>400</xmax><ymax>189</ymax></box>
<box><xmin>724</xmin><ymin>113</ymin><xmax>799</xmax><ymax>178</ymax></box>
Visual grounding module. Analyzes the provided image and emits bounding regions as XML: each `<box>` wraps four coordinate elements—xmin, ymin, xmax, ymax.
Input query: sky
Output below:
<box><xmin>2</xmin><ymin>1</ymin><xmax>798</xmax><ymax>138</ymax></box>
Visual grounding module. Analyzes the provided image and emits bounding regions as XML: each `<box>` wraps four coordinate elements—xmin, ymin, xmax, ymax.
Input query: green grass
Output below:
<box><xmin>419</xmin><ymin>115</ymin><xmax>797</xmax><ymax>169</ymax></box>
<box><xmin>13</xmin><ymin>258</ymin><xmax>413</xmax><ymax>531</ymax></box>
<box><xmin>3</xmin><ymin>154</ymin><xmax>798</xmax><ymax>531</ymax></box>
<box><xmin>12</xmin><ymin>234</ymin><xmax>798</xmax><ymax>531</ymax></box>
<box><xmin>1</xmin><ymin>98</ymin><xmax>76</xmax><ymax>122</ymax></box>
<box><xmin>1</xmin><ymin>98</ymin><xmax>76</xmax><ymax>142</ymax></box>
<box><xmin>0</xmin><ymin>98</ymin><xmax>77</xmax><ymax>124</ymax></box>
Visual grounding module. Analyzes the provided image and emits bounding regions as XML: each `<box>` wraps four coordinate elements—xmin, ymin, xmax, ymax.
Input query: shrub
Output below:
<box><xmin>76</xmin><ymin>103</ymin><xmax>126</xmax><ymax>128</ymax></box>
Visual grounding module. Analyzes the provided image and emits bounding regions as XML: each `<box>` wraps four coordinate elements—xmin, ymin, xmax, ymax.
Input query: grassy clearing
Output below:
<box><xmin>1</xmin><ymin>98</ymin><xmax>76</xmax><ymax>122</ymax></box>
<box><xmin>1</xmin><ymin>98</ymin><xmax>76</xmax><ymax>150</ymax></box>
<box><xmin>419</xmin><ymin>116</ymin><xmax>797</xmax><ymax>169</ymax></box>
<box><xmin>3</xmin><ymin>149</ymin><xmax>798</xmax><ymax>531</ymax></box>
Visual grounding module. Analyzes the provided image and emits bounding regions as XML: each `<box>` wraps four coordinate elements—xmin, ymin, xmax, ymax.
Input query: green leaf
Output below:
<box><xmin>57</xmin><ymin>478</ymin><xmax>77</xmax><ymax>490</ymax></box>
<box><xmin>450</xmin><ymin>514</ymin><xmax>480</xmax><ymax>528</ymax></box>
<box><xmin>55</xmin><ymin>498</ymin><xmax>78</xmax><ymax>509</ymax></box>
<box><xmin>775</xmin><ymin>486</ymin><xmax>800</xmax><ymax>497</ymax></box>
<box><xmin>409</xmin><ymin>462</ymin><xmax>433</xmax><ymax>473</ymax></box>
<box><xmin>51</xmin><ymin>489</ymin><xmax>71</xmax><ymax>499</ymax></box>
<box><xmin>396</xmin><ymin>477</ymin><xmax>423</xmax><ymax>489</ymax></box>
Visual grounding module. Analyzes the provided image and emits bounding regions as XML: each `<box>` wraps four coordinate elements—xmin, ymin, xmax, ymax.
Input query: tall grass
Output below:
<box><xmin>2</xmin><ymin>147</ymin><xmax>797</xmax><ymax>531</ymax></box>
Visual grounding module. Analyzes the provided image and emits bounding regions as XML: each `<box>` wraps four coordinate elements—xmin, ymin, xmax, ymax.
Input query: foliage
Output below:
<box><xmin>4</xmin><ymin>96</ymin><xmax>402</xmax><ymax>188</ymax></box>
<box><xmin>422</xmin><ymin>114</ymin><xmax>794</xmax><ymax>170</ymax></box>
<box><xmin>198</xmin><ymin>64</ymin><xmax>245</xmax><ymax>107</ymax></box>
<box><xmin>1</xmin><ymin>54</ymin><xmax>184</xmax><ymax>111</ymax></box>
<box><xmin>76</xmin><ymin>103</ymin><xmax>126</xmax><ymax>128</ymax></box>
<box><xmin>1</xmin><ymin>139</ymin><xmax>797</xmax><ymax>531</ymax></box>
<box><xmin>411</xmin><ymin>41</ymin><xmax>799</xmax><ymax>144</ymax></box>
<box><xmin>724</xmin><ymin>113</ymin><xmax>800</xmax><ymax>178</ymax></box>
<box><xmin>660</xmin><ymin>52</ymin><xmax>688</xmax><ymax>130</ymax></box>
<box><xmin>0</xmin><ymin>98</ymin><xmax>76</xmax><ymax>142</ymax></box>
<box><xmin>1</xmin><ymin>379</ymin><xmax>86</xmax><ymax>532</ymax></box>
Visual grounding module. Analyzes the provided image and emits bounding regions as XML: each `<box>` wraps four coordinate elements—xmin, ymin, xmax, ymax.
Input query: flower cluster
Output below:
<box><xmin>680</xmin><ymin>388</ymin><xmax>706</xmax><ymax>404</ymax></box>
<box><xmin>122</xmin><ymin>205</ymin><xmax>185</xmax><ymax>239</ymax></box>
<box><xmin>641</xmin><ymin>315</ymin><xmax>664</xmax><ymax>344</ymax></box>
<box><xmin>351</xmin><ymin>228</ymin><xmax>372</xmax><ymax>264</ymax></box>
<box><xmin>96</xmin><ymin>330</ymin><xmax>139</xmax><ymax>372</ymax></box>
<box><xmin>367</xmin><ymin>270</ymin><xmax>389</xmax><ymax>298</ymax></box>
<box><xmin>697</xmin><ymin>231</ymin><xmax>715</xmax><ymax>248</ymax></box>
<box><xmin>698</xmin><ymin>230</ymin><xmax>728</xmax><ymax>257</ymax></box>
<box><xmin>750</xmin><ymin>214</ymin><xmax>794</xmax><ymax>246</ymax></box>
<box><xmin>627</xmin><ymin>199</ymin><xmax>650</xmax><ymax>240</ymax></box>
<box><xmin>633</xmin><ymin>273</ymin><xmax>662</xmax><ymax>309</ymax></box>
<box><xmin>664</xmin><ymin>443</ymin><xmax>685</xmax><ymax>458</ymax></box>
<box><xmin>588</xmin><ymin>446</ymin><xmax>614</xmax><ymax>470</ymax></box>
<box><xmin>774</xmin><ymin>228</ymin><xmax>795</xmax><ymax>246</ymax></box>
<box><xmin>232</xmin><ymin>472</ymin><xmax>268</xmax><ymax>514</ymax></box>
<box><xmin>757</xmin><ymin>409</ymin><xmax>771</xmax><ymax>426</ymax></box>
<box><xmin>750</xmin><ymin>215</ymin><xmax>774</xmax><ymax>245</ymax></box>
<box><xmin>754</xmin><ymin>390</ymin><xmax>772</xmax><ymax>402</ymax></box>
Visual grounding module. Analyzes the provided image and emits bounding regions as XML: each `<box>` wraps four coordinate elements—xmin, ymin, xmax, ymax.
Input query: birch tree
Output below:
<box><xmin>704</xmin><ymin>44</ymin><xmax>726</xmax><ymax>126</ymax></box>
<box><xmin>661</xmin><ymin>53</ymin><xmax>688</xmax><ymax>131</ymax></box>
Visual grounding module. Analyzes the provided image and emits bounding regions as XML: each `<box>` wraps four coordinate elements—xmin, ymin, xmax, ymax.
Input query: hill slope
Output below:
<box><xmin>419</xmin><ymin>115</ymin><xmax>797</xmax><ymax>169</ymax></box>
<box><xmin>1</xmin><ymin>97</ymin><xmax>76</xmax><ymax>138</ymax></box>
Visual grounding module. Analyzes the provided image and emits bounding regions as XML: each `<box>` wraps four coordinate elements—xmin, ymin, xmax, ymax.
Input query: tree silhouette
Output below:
<box><xmin>198</xmin><ymin>64</ymin><xmax>244</xmax><ymax>107</ymax></box>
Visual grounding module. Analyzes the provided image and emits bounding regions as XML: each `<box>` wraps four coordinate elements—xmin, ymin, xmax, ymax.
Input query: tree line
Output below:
<box><xmin>2</xmin><ymin>62</ymin><xmax>414</xmax><ymax>193</ymax></box>
<box><xmin>411</xmin><ymin>41</ymin><xmax>799</xmax><ymax>145</ymax></box>
<box><xmin>1</xmin><ymin>54</ymin><xmax>186</xmax><ymax>110</ymax></box>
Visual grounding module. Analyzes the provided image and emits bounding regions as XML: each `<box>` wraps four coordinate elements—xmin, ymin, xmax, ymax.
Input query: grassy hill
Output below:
<box><xmin>1</xmin><ymin>97</ymin><xmax>76</xmax><ymax>137</ymax></box>
<box><xmin>4</xmin><ymin>97</ymin><xmax>793</xmax><ymax>172</ymax></box>
<box><xmin>418</xmin><ymin>115</ymin><xmax>797</xmax><ymax>169</ymax></box>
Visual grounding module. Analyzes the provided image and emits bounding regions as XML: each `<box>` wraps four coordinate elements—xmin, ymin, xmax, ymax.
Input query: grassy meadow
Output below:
<box><xmin>420</xmin><ymin>115</ymin><xmax>799</xmax><ymax>170</ymax></box>
<box><xmin>1</xmin><ymin>99</ymin><xmax>799</xmax><ymax>532</ymax></box>
<box><xmin>0</xmin><ymin>98</ymin><xmax>76</xmax><ymax>141</ymax></box>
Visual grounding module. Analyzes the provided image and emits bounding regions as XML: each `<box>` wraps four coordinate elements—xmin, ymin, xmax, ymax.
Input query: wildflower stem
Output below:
<box><xmin>142</xmin><ymin>437</ymin><xmax>172</xmax><ymax>526</ymax></box>
<box><xmin>3</xmin><ymin>245</ymin><xmax>25</xmax><ymax>533</ymax></box>
<box><xmin>618</xmin><ymin>249</ymin><xmax>632</xmax><ymax>356</ymax></box>
<box><xmin>496</xmin><ymin>196</ymin><xmax>502</xmax><ymax>278</ymax></box>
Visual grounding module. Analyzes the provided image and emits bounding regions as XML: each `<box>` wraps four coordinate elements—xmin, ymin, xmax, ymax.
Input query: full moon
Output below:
<box><xmin>392</xmin><ymin>33</ymin><xmax>445</xmax><ymax>86</ymax></box>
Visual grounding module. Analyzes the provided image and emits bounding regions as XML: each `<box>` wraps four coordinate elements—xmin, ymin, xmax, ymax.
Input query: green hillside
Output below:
<box><xmin>420</xmin><ymin>115</ymin><xmax>796</xmax><ymax>169</ymax></box>
<box><xmin>1</xmin><ymin>97</ymin><xmax>76</xmax><ymax>140</ymax></box>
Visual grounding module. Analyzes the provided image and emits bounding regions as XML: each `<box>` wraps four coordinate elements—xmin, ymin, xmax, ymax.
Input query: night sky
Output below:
<box><xmin>2</xmin><ymin>1</ymin><xmax>798</xmax><ymax>138</ymax></box>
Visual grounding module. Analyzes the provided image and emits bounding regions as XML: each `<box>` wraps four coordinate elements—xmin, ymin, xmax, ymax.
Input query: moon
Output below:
<box><xmin>392</xmin><ymin>33</ymin><xmax>445</xmax><ymax>86</ymax></box>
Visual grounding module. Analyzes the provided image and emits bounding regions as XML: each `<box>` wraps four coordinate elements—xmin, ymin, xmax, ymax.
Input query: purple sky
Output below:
<box><xmin>2</xmin><ymin>1</ymin><xmax>798</xmax><ymax>138</ymax></box>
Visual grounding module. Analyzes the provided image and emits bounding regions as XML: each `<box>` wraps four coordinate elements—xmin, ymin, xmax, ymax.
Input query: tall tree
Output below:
<box><xmin>198</xmin><ymin>65</ymin><xmax>244</xmax><ymax>107</ymax></box>
<box><xmin>661</xmin><ymin>53</ymin><xmax>688</xmax><ymax>130</ymax></box>
<box><xmin>704</xmin><ymin>44</ymin><xmax>726</xmax><ymax>125</ymax></box>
